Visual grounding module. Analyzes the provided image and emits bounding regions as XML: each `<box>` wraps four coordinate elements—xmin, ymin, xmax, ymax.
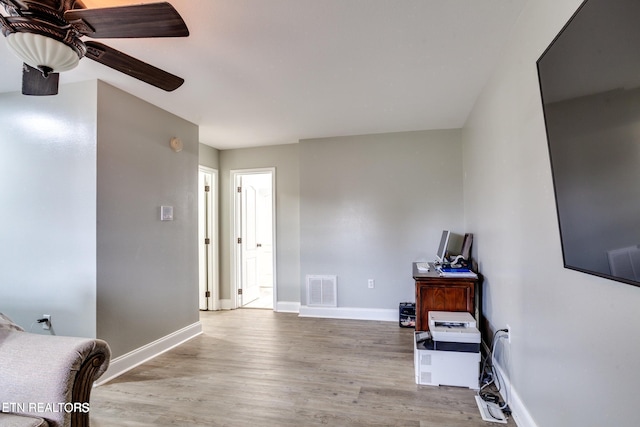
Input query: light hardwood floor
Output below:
<box><xmin>90</xmin><ymin>310</ymin><xmax>515</xmax><ymax>426</ymax></box>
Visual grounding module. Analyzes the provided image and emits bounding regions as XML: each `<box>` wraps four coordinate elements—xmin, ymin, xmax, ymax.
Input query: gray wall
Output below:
<box><xmin>219</xmin><ymin>144</ymin><xmax>300</xmax><ymax>302</ymax></box>
<box><xmin>299</xmin><ymin>130</ymin><xmax>463</xmax><ymax>308</ymax></box>
<box><xmin>463</xmin><ymin>0</ymin><xmax>640</xmax><ymax>425</ymax></box>
<box><xmin>199</xmin><ymin>143</ymin><xmax>220</xmax><ymax>170</ymax></box>
<box><xmin>0</xmin><ymin>81</ymin><xmax>98</xmax><ymax>337</ymax></box>
<box><xmin>96</xmin><ymin>82</ymin><xmax>200</xmax><ymax>358</ymax></box>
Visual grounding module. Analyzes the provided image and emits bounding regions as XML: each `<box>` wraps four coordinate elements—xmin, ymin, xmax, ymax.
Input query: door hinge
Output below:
<box><xmin>205</xmin><ymin>291</ymin><xmax>211</xmax><ymax>298</ymax></box>
<box><xmin>205</xmin><ymin>238</ymin><xmax>210</xmax><ymax>245</ymax></box>
<box><xmin>204</xmin><ymin>185</ymin><xmax>210</xmax><ymax>192</ymax></box>
<box><xmin>237</xmin><ymin>237</ymin><xmax>242</xmax><ymax>244</ymax></box>
<box><xmin>237</xmin><ymin>186</ymin><xmax>242</xmax><ymax>193</ymax></box>
<box><xmin>238</xmin><ymin>288</ymin><xmax>243</xmax><ymax>295</ymax></box>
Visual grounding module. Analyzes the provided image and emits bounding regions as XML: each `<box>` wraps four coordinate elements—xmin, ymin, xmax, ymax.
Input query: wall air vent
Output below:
<box><xmin>306</xmin><ymin>275</ymin><xmax>337</xmax><ymax>307</ymax></box>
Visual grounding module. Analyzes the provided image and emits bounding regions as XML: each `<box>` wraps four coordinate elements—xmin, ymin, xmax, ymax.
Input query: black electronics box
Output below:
<box><xmin>399</xmin><ymin>302</ymin><xmax>416</xmax><ymax>328</ymax></box>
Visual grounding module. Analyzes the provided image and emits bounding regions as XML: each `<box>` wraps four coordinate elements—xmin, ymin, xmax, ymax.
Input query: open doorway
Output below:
<box><xmin>232</xmin><ymin>168</ymin><xmax>275</xmax><ymax>309</ymax></box>
<box><xmin>198</xmin><ymin>166</ymin><xmax>218</xmax><ymax>310</ymax></box>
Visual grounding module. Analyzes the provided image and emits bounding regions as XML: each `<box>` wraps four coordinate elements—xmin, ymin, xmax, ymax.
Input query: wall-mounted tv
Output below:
<box><xmin>537</xmin><ymin>0</ymin><xmax>640</xmax><ymax>287</ymax></box>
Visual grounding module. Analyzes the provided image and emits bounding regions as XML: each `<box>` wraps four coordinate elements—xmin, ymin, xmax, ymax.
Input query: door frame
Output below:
<box><xmin>230</xmin><ymin>167</ymin><xmax>277</xmax><ymax>310</ymax></box>
<box><xmin>199</xmin><ymin>166</ymin><xmax>219</xmax><ymax>310</ymax></box>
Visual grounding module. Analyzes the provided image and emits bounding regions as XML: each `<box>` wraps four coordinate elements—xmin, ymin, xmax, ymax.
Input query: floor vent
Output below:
<box><xmin>306</xmin><ymin>275</ymin><xmax>337</xmax><ymax>307</ymax></box>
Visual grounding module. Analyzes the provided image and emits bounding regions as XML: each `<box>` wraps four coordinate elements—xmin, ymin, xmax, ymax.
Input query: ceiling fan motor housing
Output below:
<box><xmin>0</xmin><ymin>0</ymin><xmax>190</xmax><ymax>95</ymax></box>
<box><xmin>0</xmin><ymin>0</ymin><xmax>87</xmax><ymax>72</ymax></box>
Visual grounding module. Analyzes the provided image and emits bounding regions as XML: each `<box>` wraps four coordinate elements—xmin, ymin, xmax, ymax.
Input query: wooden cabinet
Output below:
<box><xmin>413</xmin><ymin>263</ymin><xmax>479</xmax><ymax>331</ymax></box>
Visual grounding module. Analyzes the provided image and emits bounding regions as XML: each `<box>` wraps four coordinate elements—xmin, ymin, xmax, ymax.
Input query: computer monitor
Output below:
<box><xmin>435</xmin><ymin>230</ymin><xmax>451</xmax><ymax>264</ymax></box>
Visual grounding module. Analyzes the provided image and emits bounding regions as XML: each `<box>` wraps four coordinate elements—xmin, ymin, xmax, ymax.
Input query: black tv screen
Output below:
<box><xmin>537</xmin><ymin>0</ymin><xmax>640</xmax><ymax>287</ymax></box>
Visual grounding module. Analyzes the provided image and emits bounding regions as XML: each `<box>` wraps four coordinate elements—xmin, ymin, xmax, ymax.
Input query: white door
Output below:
<box><xmin>234</xmin><ymin>170</ymin><xmax>275</xmax><ymax>309</ymax></box>
<box><xmin>198</xmin><ymin>167</ymin><xmax>218</xmax><ymax>310</ymax></box>
<box><xmin>241</xmin><ymin>177</ymin><xmax>260</xmax><ymax>305</ymax></box>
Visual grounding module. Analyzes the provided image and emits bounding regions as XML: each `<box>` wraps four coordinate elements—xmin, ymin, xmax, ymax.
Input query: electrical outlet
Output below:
<box><xmin>368</xmin><ymin>279</ymin><xmax>375</xmax><ymax>289</ymax></box>
<box><xmin>506</xmin><ymin>324</ymin><xmax>511</xmax><ymax>343</ymax></box>
<box><xmin>42</xmin><ymin>314</ymin><xmax>51</xmax><ymax>330</ymax></box>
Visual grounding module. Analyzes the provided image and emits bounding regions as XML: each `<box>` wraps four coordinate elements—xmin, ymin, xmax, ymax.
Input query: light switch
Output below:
<box><xmin>161</xmin><ymin>205</ymin><xmax>174</xmax><ymax>221</ymax></box>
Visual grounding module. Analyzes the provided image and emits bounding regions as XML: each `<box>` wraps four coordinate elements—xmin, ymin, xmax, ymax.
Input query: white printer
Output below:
<box><xmin>429</xmin><ymin>311</ymin><xmax>480</xmax><ymax>351</ymax></box>
<box><xmin>414</xmin><ymin>311</ymin><xmax>481</xmax><ymax>389</ymax></box>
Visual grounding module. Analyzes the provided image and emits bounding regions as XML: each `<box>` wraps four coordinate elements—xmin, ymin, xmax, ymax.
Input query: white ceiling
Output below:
<box><xmin>0</xmin><ymin>0</ymin><xmax>527</xmax><ymax>149</ymax></box>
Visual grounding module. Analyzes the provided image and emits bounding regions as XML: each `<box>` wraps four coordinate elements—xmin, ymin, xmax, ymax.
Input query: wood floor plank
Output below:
<box><xmin>90</xmin><ymin>310</ymin><xmax>516</xmax><ymax>426</ymax></box>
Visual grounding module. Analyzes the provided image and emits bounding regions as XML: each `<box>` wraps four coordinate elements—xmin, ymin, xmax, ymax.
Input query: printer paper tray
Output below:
<box><xmin>418</xmin><ymin>339</ymin><xmax>480</xmax><ymax>353</ymax></box>
<box><xmin>433</xmin><ymin>341</ymin><xmax>480</xmax><ymax>353</ymax></box>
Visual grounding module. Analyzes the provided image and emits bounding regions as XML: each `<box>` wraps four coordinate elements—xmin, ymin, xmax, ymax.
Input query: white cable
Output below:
<box><xmin>493</xmin><ymin>332</ymin><xmax>510</xmax><ymax>410</ymax></box>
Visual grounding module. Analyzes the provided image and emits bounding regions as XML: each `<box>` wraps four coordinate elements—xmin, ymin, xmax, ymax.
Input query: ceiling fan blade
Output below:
<box><xmin>22</xmin><ymin>64</ymin><xmax>59</xmax><ymax>96</ymax></box>
<box><xmin>64</xmin><ymin>2</ymin><xmax>189</xmax><ymax>39</ymax></box>
<box><xmin>84</xmin><ymin>41</ymin><xmax>184</xmax><ymax>91</ymax></box>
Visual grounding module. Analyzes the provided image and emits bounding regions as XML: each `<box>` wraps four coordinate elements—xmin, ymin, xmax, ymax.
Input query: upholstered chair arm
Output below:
<box><xmin>0</xmin><ymin>329</ymin><xmax>110</xmax><ymax>427</ymax></box>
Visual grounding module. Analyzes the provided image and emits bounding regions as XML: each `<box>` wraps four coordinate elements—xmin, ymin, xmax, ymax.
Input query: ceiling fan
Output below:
<box><xmin>0</xmin><ymin>0</ymin><xmax>189</xmax><ymax>95</ymax></box>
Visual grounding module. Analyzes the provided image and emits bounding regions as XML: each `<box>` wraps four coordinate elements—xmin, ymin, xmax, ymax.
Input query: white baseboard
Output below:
<box><xmin>493</xmin><ymin>357</ymin><xmax>538</xmax><ymax>427</ymax></box>
<box><xmin>95</xmin><ymin>321</ymin><xmax>203</xmax><ymax>386</ymax></box>
<box><xmin>275</xmin><ymin>301</ymin><xmax>300</xmax><ymax>313</ymax></box>
<box><xmin>298</xmin><ymin>305</ymin><xmax>397</xmax><ymax>322</ymax></box>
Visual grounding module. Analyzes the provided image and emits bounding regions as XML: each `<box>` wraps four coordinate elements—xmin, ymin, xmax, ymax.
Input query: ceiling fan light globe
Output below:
<box><xmin>6</xmin><ymin>33</ymin><xmax>79</xmax><ymax>73</ymax></box>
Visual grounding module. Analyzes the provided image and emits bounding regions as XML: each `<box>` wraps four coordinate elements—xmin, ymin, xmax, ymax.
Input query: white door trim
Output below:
<box><xmin>198</xmin><ymin>166</ymin><xmax>219</xmax><ymax>310</ymax></box>
<box><xmin>230</xmin><ymin>168</ymin><xmax>277</xmax><ymax>310</ymax></box>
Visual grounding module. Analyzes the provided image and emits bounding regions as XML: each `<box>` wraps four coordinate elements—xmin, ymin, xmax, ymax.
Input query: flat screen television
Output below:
<box><xmin>537</xmin><ymin>0</ymin><xmax>640</xmax><ymax>286</ymax></box>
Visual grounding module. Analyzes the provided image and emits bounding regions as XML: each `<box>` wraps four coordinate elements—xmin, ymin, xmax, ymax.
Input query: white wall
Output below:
<box><xmin>0</xmin><ymin>81</ymin><xmax>98</xmax><ymax>337</ymax></box>
<box><xmin>300</xmin><ymin>130</ymin><xmax>464</xmax><ymax>311</ymax></box>
<box><xmin>463</xmin><ymin>0</ymin><xmax>640</xmax><ymax>426</ymax></box>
